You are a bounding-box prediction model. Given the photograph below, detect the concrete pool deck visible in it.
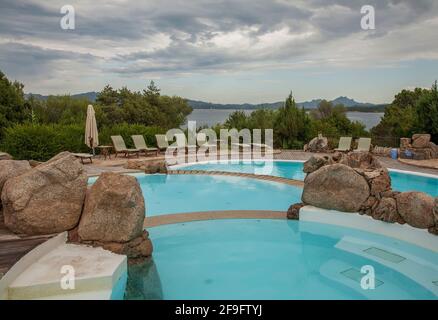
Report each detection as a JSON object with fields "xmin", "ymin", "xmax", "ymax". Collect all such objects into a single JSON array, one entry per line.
[{"xmin": 83, "ymin": 150, "xmax": 438, "ymax": 176}]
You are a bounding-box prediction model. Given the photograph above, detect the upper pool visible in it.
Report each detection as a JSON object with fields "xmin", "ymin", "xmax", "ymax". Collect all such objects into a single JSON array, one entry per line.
[
  {"xmin": 136, "ymin": 174, "xmax": 302, "ymax": 216},
  {"xmin": 177, "ymin": 160, "xmax": 438, "ymax": 197}
]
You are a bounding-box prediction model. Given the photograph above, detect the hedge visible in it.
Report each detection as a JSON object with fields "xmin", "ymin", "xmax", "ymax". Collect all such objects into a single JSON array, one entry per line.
[{"xmin": 0, "ymin": 123, "xmax": 164, "ymax": 161}]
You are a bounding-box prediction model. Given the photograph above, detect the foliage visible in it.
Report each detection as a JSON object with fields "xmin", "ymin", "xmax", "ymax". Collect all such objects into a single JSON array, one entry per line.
[
  {"xmin": 222, "ymin": 94, "xmax": 366, "ymax": 149},
  {"xmin": 371, "ymin": 82, "xmax": 438, "ymax": 145},
  {"xmin": 274, "ymin": 92, "xmax": 312, "ymax": 149},
  {"xmin": 0, "ymin": 123, "xmax": 164, "ymax": 161},
  {"xmin": 0, "ymin": 71, "xmax": 29, "ymax": 135}
]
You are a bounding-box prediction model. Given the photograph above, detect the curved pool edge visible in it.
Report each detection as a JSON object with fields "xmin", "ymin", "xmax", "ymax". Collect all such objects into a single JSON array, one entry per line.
[
  {"xmin": 144, "ymin": 210, "xmax": 286, "ymax": 227},
  {"xmin": 300, "ymin": 206, "xmax": 438, "ymax": 253},
  {"xmin": 170, "ymin": 159, "xmax": 438, "ymax": 179}
]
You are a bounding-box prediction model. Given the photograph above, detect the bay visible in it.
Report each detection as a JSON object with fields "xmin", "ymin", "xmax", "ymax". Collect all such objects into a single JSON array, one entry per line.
[{"xmin": 185, "ymin": 109, "xmax": 383, "ymax": 130}]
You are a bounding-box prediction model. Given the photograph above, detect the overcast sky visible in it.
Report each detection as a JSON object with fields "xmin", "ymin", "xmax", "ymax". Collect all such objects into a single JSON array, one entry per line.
[{"xmin": 0, "ymin": 0, "xmax": 437, "ymax": 103}]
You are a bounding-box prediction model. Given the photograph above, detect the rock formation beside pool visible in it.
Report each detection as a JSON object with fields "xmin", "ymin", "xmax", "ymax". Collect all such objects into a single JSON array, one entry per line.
[
  {"xmin": 1, "ymin": 152, "xmax": 87, "ymax": 235},
  {"xmin": 76, "ymin": 172, "xmax": 153, "ymax": 259},
  {"xmin": 399, "ymin": 134, "xmax": 438, "ymax": 160},
  {"xmin": 1, "ymin": 151, "xmax": 153, "ymax": 263},
  {"xmin": 304, "ymin": 134, "xmax": 329, "ymax": 153},
  {"xmin": 290, "ymin": 152, "xmax": 438, "ymax": 235},
  {"xmin": 302, "ymin": 164, "xmax": 370, "ymax": 212},
  {"xmin": 125, "ymin": 159, "xmax": 168, "ymax": 174}
]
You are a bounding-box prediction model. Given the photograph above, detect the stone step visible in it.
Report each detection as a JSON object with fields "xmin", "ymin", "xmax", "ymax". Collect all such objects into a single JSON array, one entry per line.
[{"xmin": 8, "ymin": 243, "xmax": 127, "ymax": 300}]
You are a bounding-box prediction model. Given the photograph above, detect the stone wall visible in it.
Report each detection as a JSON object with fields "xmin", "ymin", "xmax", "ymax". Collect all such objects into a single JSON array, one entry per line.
[{"xmin": 290, "ymin": 152, "xmax": 438, "ymax": 235}]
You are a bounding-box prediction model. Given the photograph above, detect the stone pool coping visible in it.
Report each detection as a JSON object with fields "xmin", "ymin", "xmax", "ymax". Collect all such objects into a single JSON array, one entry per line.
[{"xmin": 144, "ymin": 210, "xmax": 287, "ymax": 228}]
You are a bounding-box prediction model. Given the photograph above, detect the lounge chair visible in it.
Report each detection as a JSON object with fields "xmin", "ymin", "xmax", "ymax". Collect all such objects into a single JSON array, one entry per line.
[
  {"xmin": 354, "ymin": 138, "xmax": 372, "ymax": 152},
  {"xmin": 111, "ymin": 135, "xmax": 140, "ymax": 158},
  {"xmin": 334, "ymin": 137, "xmax": 352, "ymax": 152},
  {"xmin": 73, "ymin": 153, "xmax": 93, "ymax": 164},
  {"xmin": 155, "ymin": 134, "xmax": 169, "ymax": 152},
  {"xmin": 132, "ymin": 135, "xmax": 159, "ymax": 156}
]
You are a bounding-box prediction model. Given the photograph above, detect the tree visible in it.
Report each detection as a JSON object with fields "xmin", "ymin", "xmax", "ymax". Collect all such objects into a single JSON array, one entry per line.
[
  {"xmin": 274, "ymin": 92, "xmax": 311, "ymax": 149},
  {"xmin": 0, "ymin": 71, "xmax": 28, "ymax": 131},
  {"xmin": 415, "ymin": 81, "xmax": 438, "ymax": 142}
]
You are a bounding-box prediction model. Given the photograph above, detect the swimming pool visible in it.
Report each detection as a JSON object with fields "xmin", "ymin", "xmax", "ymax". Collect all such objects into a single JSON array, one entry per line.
[
  {"xmin": 136, "ymin": 174, "xmax": 302, "ymax": 216},
  {"xmin": 125, "ymin": 219, "xmax": 438, "ymax": 300},
  {"xmin": 178, "ymin": 160, "xmax": 438, "ymax": 197}
]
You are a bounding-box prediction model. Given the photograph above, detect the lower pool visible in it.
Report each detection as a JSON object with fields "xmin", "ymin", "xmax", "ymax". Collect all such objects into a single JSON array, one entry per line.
[
  {"xmin": 178, "ymin": 160, "xmax": 438, "ymax": 197},
  {"xmin": 124, "ymin": 219, "xmax": 438, "ymax": 300}
]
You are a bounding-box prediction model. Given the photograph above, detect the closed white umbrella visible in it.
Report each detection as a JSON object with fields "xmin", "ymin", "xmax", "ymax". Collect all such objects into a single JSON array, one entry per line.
[{"xmin": 85, "ymin": 104, "xmax": 99, "ymax": 155}]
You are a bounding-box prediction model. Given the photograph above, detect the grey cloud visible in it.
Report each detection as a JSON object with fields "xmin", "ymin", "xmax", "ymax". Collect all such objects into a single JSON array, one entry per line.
[{"xmin": 0, "ymin": 0, "xmax": 437, "ymax": 82}]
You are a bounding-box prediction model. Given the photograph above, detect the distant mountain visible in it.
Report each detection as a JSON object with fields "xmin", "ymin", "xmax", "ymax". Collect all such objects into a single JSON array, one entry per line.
[
  {"xmin": 25, "ymin": 91, "xmax": 98, "ymax": 102},
  {"xmin": 24, "ymin": 91, "xmax": 381, "ymax": 111},
  {"xmin": 187, "ymin": 99, "xmax": 283, "ymax": 110},
  {"xmin": 188, "ymin": 96, "xmax": 378, "ymax": 110}
]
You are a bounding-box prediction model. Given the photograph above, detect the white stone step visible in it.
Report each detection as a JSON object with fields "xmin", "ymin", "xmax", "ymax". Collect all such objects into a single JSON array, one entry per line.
[{"xmin": 8, "ymin": 243, "xmax": 127, "ymax": 300}]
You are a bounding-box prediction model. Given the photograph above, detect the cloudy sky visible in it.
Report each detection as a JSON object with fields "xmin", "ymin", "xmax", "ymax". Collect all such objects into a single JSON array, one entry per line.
[{"xmin": 0, "ymin": 0, "xmax": 437, "ymax": 103}]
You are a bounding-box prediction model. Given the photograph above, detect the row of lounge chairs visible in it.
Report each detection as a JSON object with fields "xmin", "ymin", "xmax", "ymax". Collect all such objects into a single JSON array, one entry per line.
[
  {"xmin": 335, "ymin": 137, "xmax": 371, "ymax": 152},
  {"xmin": 109, "ymin": 133, "xmax": 272, "ymax": 158}
]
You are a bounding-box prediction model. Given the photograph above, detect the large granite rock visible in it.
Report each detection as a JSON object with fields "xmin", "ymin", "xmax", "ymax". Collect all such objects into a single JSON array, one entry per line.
[
  {"xmin": 306, "ymin": 135, "xmax": 329, "ymax": 152},
  {"xmin": 78, "ymin": 172, "xmax": 145, "ymax": 242},
  {"xmin": 340, "ymin": 152, "xmax": 382, "ymax": 169},
  {"xmin": 0, "ymin": 160, "xmax": 31, "ymax": 195},
  {"xmin": 125, "ymin": 159, "xmax": 167, "ymax": 174},
  {"xmin": 287, "ymin": 203, "xmax": 304, "ymax": 220},
  {"xmin": 412, "ymin": 134, "xmax": 431, "ymax": 148},
  {"xmin": 77, "ymin": 172, "xmax": 152, "ymax": 259},
  {"xmin": 302, "ymin": 164, "xmax": 370, "ymax": 212},
  {"xmin": 368, "ymin": 170, "xmax": 391, "ymax": 196},
  {"xmin": 303, "ymin": 155, "xmax": 329, "ymax": 174},
  {"xmin": 97, "ymin": 230, "xmax": 153, "ymax": 259},
  {"xmin": 396, "ymin": 192, "xmax": 435, "ymax": 229},
  {"xmin": 1, "ymin": 152, "xmax": 87, "ymax": 235},
  {"xmin": 371, "ymin": 197, "xmax": 404, "ymax": 223}
]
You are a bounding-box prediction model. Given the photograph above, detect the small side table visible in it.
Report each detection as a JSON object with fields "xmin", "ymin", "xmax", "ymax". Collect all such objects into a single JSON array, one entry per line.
[{"xmin": 97, "ymin": 145, "xmax": 113, "ymax": 160}]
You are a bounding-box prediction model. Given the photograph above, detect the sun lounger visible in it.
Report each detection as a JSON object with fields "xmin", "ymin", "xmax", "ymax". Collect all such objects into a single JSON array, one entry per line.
[
  {"xmin": 155, "ymin": 134, "xmax": 169, "ymax": 152},
  {"xmin": 111, "ymin": 135, "xmax": 140, "ymax": 158},
  {"xmin": 73, "ymin": 153, "xmax": 93, "ymax": 164},
  {"xmin": 334, "ymin": 137, "xmax": 352, "ymax": 152},
  {"xmin": 132, "ymin": 135, "xmax": 159, "ymax": 156},
  {"xmin": 354, "ymin": 137, "xmax": 372, "ymax": 152}
]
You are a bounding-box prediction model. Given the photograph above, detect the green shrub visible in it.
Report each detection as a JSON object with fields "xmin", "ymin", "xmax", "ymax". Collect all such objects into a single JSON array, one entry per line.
[{"xmin": 0, "ymin": 123, "xmax": 164, "ymax": 161}]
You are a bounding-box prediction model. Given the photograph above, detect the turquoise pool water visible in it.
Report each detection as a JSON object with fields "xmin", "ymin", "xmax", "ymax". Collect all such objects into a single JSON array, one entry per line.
[
  {"xmin": 125, "ymin": 219, "xmax": 438, "ymax": 300},
  {"xmin": 135, "ymin": 174, "xmax": 302, "ymax": 216},
  {"xmin": 179, "ymin": 161, "xmax": 438, "ymax": 197}
]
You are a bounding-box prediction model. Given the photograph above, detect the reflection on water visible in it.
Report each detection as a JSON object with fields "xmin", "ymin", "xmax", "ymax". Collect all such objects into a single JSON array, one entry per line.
[{"xmin": 124, "ymin": 258, "xmax": 163, "ymax": 300}]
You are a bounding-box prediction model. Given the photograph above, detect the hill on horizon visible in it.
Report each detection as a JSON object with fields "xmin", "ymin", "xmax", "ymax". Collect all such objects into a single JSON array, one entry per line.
[{"xmin": 25, "ymin": 91, "xmax": 384, "ymax": 111}]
